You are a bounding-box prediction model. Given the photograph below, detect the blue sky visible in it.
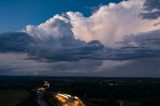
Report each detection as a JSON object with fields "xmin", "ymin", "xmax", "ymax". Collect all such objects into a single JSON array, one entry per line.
[{"xmin": 0, "ymin": 0, "xmax": 121, "ymax": 32}]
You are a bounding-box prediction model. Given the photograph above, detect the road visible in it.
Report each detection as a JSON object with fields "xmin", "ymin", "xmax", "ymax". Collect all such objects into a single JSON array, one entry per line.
[{"xmin": 36, "ymin": 92, "xmax": 49, "ymax": 106}]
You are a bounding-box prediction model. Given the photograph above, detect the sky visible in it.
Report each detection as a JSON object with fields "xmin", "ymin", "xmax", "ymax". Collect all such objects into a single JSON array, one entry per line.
[
  {"xmin": 0, "ymin": 0, "xmax": 160, "ymax": 77},
  {"xmin": 0, "ymin": 0, "xmax": 121, "ymax": 32}
]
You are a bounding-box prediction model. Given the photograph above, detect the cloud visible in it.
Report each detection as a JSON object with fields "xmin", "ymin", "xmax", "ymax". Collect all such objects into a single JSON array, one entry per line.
[
  {"xmin": 141, "ymin": 0, "xmax": 160, "ymax": 19},
  {"xmin": 0, "ymin": 32, "xmax": 33, "ymax": 52},
  {"xmin": 67, "ymin": 0, "xmax": 159, "ymax": 46},
  {"xmin": 101, "ymin": 57, "xmax": 160, "ymax": 77},
  {"xmin": 1, "ymin": 0, "xmax": 160, "ymax": 61},
  {"xmin": 108, "ymin": 30, "xmax": 160, "ymax": 60},
  {"xmin": 25, "ymin": 14, "xmax": 73, "ymax": 39},
  {"xmin": 1, "ymin": 53, "xmax": 160, "ymax": 77},
  {"xmin": 0, "ymin": 31, "xmax": 108, "ymax": 61},
  {"xmin": 0, "ymin": 30, "xmax": 160, "ymax": 61},
  {"xmin": 0, "ymin": 53, "xmax": 103, "ymax": 76},
  {"xmin": 0, "ymin": 0, "xmax": 160, "ymax": 76},
  {"xmin": 5, "ymin": 0, "xmax": 155, "ymax": 61},
  {"xmin": 24, "ymin": 0, "xmax": 159, "ymax": 47}
]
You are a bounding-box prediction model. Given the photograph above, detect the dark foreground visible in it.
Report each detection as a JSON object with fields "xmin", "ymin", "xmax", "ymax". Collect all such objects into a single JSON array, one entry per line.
[{"xmin": 0, "ymin": 76, "xmax": 160, "ymax": 106}]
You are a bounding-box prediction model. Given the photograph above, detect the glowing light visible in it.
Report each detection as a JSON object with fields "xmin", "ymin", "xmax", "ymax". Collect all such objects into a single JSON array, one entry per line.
[{"xmin": 54, "ymin": 93, "xmax": 85, "ymax": 106}]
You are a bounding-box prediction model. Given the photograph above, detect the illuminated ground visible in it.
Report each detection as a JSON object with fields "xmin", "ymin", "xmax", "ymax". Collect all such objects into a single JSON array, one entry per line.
[
  {"xmin": 36, "ymin": 81, "xmax": 85, "ymax": 106},
  {"xmin": 54, "ymin": 93, "xmax": 85, "ymax": 106}
]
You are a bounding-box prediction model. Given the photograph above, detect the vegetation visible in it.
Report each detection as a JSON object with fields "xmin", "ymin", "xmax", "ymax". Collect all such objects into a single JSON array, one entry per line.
[
  {"xmin": 0, "ymin": 89, "xmax": 30, "ymax": 106},
  {"xmin": 0, "ymin": 77, "xmax": 160, "ymax": 106}
]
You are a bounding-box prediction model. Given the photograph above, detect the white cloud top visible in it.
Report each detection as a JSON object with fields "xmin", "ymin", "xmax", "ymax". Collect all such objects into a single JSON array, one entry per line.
[{"xmin": 25, "ymin": 0, "xmax": 160, "ymax": 46}]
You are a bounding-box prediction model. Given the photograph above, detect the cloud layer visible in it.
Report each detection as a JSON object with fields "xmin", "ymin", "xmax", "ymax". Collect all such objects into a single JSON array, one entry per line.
[{"xmin": 142, "ymin": 0, "xmax": 160, "ymax": 19}]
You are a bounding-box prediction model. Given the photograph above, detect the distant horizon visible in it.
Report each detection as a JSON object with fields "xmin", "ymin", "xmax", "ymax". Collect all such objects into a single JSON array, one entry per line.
[{"xmin": 1, "ymin": 75, "xmax": 160, "ymax": 78}]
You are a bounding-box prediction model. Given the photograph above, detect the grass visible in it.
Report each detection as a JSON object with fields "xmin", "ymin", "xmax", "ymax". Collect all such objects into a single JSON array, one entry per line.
[{"xmin": 0, "ymin": 89, "xmax": 31, "ymax": 106}]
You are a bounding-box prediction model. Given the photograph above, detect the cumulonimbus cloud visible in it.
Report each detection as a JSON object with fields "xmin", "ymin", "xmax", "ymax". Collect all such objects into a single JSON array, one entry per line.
[
  {"xmin": 25, "ymin": 0, "xmax": 160, "ymax": 46},
  {"xmin": 0, "ymin": 0, "xmax": 160, "ymax": 76},
  {"xmin": 0, "ymin": 0, "xmax": 160, "ymax": 61}
]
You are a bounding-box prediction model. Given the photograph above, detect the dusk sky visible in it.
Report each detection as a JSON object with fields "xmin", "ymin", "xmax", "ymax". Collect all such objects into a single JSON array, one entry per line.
[
  {"xmin": 0, "ymin": 0, "xmax": 160, "ymax": 77},
  {"xmin": 0, "ymin": 0, "xmax": 121, "ymax": 32}
]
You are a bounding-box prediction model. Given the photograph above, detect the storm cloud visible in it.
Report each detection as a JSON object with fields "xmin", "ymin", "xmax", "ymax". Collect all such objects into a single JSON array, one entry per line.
[
  {"xmin": 0, "ymin": 30, "xmax": 160, "ymax": 61},
  {"xmin": 25, "ymin": 0, "xmax": 160, "ymax": 46},
  {"xmin": 0, "ymin": 0, "xmax": 160, "ymax": 76}
]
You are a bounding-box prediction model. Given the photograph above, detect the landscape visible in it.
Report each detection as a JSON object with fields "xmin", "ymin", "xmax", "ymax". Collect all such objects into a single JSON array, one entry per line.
[
  {"xmin": 0, "ymin": 0, "xmax": 160, "ymax": 106},
  {"xmin": 0, "ymin": 76, "xmax": 160, "ymax": 106}
]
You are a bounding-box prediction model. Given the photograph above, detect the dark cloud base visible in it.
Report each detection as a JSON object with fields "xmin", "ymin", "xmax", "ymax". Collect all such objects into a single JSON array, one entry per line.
[{"xmin": 0, "ymin": 30, "xmax": 160, "ymax": 61}]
